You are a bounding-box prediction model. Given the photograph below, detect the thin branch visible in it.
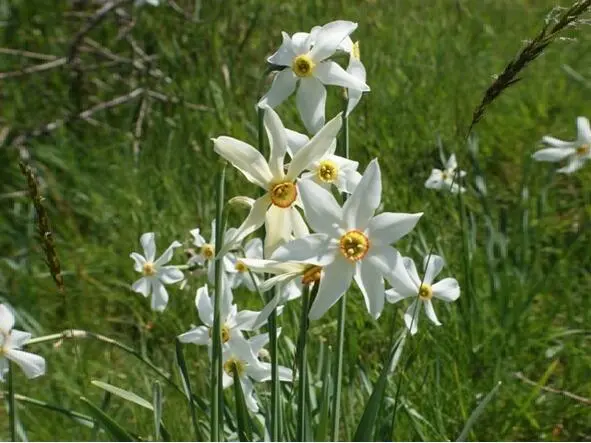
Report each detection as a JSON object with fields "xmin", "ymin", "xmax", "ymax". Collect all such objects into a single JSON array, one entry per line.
[
  {"xmin": 146, "ymin": 89, "xmax": 213, "ymax": 112},
  {"xmin": 514, "ymin": 372, "xmax": 591, "ymax": 406},
  {"xmin": 0, "ymin": 48, "xmax": 59, "ymax": 61},
  {"xmin": 0, "ymin": 58, "xmax": 67, "ymax": 80},
  {"xmin": 133, "ymin": 95, "xmax": 150, "ymax": 163}
]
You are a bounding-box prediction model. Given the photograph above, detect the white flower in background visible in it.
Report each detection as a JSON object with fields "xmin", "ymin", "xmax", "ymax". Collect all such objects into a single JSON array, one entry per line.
[
  {"xmin": 286, "ymin": 128, "xmax": 361, "ymax": 194},
  {"xmin": 130, "ymin": 233, "xmax": 184, "ymax": 312},
  {"xmin": 230, "ymin": 238, "xmax": 264, "ymax": 292},
  {"xmin": 190, "ymin": 221, "xmax": 237, "ymax": 284},
  {"xmin": 0, "ymin": 304, "xmax": 46, "ymax": 381},
  {"xmin": 532, "ymin": 116, "xmax": 591, "ymax": 174},
  {"xmin": 259, "ymin": 20, "xmax": 370, "ymax": 133},
  {"xmin": 221, "ymin": 335, "xmax": 292, "ymax": 412},
  {"xmin": 135, "ymin": 0, "xmax": 159, "ymax": 6},
  {"xmin": 177, "ymin": 284, "xmax": 270, "ymax": 347},
  {"xmin": 213, "ymin": 106, "xmax": 342, "ymax": 256},
  {"xmin": 271, "ymin": 159, "xmax": 423, "ymax": 320},
  {"xmin": 385, "ymin": 254, "xmax": 460, "ymax": 335},
  {"xmin": 425, "ymin": 153, "xmax": 466, "ymax": 194},
  {"xmin": 340, "ymin": 38, "xmax": 367, "ymax": 117}
]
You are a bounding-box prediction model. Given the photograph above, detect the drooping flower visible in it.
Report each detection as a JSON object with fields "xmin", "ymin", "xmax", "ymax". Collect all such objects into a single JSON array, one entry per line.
[
  {"xmin": 213, "ymin": 106, "xmax": 342, "ymax": 256},
  {"xmin": 0, "ymin": 304, "xmax": 46, "ymax": 381},
  {"xmin": 221, "ymin": 335, "xmax": 292, "ymax": 412},
  {"xmin": 130, "ymin": 233, "xmax": 184, "ymax": 312},
  {"xmin": 385, "ymin": 254, "xmax": 460, "ymax": 335},
  {"xmin": 177, "ymin": 284, "xmax": 270, "ymax": 347},
  {"xmin": 189, "ymin": 221, "xmax": 238, "ymax": 284},
  {"xmin": 424, "ymin": 153, "xmax": 466, "ymax": 194},
  {"xmin": 271, "ymin": 159, "xmax": 423, "ymax": 320},
  {"xmin": 259, "ymin": 21, "xmax": 370, "ymax": 133},
  {"xmin": 230, "ymin": 238, "xmax": 264, "ymax": 292},
  {"xmin": 532, "ymin": 116, "xmax": 591, "ymax": 174},
  {"xmin": 285, "ymin": 128, "xmax": 361, "ymax": 194}
]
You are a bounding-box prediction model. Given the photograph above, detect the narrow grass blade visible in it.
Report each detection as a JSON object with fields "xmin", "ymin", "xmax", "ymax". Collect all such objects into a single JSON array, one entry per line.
[
  {"xmin": 91, "ymin": 380, "xmax": 153, "ymax": 410},
  {"xmin": 232, "ymin": 368, "xmax": 252, "ymax": 442},
  {"xmin": 3, "ymin": 393, "xmax": 94, "ymax": 427},
  {"xmin": 80, "ymin": 396, "xmax": 135, "ymax": 441},
  {"xmin": 8, "ymin": 362, "xmax": 16, "ymax": 442},
  {"xmin": 152, "ymin": 381, "xmax": 163, "ymax": 441},
  {"xmin": 175, "ymin": 339, "xmax": 203, "ymax": 441},
  {"xmin": 353, "ymin": 331, "xmax": 407, "ymax": 442},
  {"xmin": 90, "ymin": 389, "xmax": 111, "ymax": 440},
  {"xmin": 456, "ymin": 381, "xmax": 502, "ymax": 442}
]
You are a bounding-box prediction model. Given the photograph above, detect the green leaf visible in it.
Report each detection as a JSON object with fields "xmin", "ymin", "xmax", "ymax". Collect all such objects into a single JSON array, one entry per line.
[
  {"xmin": 91, "ymin": 380, "xmax": 153, "ymax": 410},
  {"xmin": 353, "ymin": 331, "xmax": 407, "ymax": 442},
  {"xmin": 80, "ymin": 396, "xmax": 135, "ymax": 441},
  {"xmin": 232, "ymin": 367, "xmax": 252, "ymax": 442},
  {"xmin": 315, "ymin": 341, "xmax": 332, "ymax": 442},
  {"xmin": 175, "ymin": 339, "xmax": 203, "ymax": 441},
  {"xmin": 457, "ymin": 381, "xmax": 502, "ymax": 442},
  {"xmin": 152, "ymin": 381, "xmax": 163, "ymax": 441}
]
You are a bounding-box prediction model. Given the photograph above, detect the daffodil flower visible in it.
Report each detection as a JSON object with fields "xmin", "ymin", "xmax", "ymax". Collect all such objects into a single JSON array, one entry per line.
[
  {"xmin": 177, "ymin": 284, "xmax": 271, "ymax": 347},
  {"xmin": 286, "ymin": 128, "xmax": 361, "ymax": 194},
  {"xmin": 221, "ymin": 335, "xmax": 292, "ymax": 412},
  {"xmin": 259, "ymin": 21, "xmax": 370, "ymax": 133},
  {"xmin": 424, "ymin": 153, "xmax": 466, "ymax": 194},
  {"xmin": 533, "ymin": 116, "xmax": 591, "ymax": 174},
  {"xmin": 230, "ymin": 238, "xmax": 264, "ymax": 292},
  {"xmin": 0, "ymin": 304, "xmax": 46, "ymax": 381},
  {"xmin": 271, "ymin": 159, "xmax": 423, "ymax": 320},
  {"xmin": 385, "ymin": 254, "xmax": 460, "ymax": 335},
  {"xmin": 130, "ymin": 232, "xmax": 184, "ymax": 312},
  {"xmin": 190, "ymin": 221, "xmax": 238, "ymax": 283},
  {"xmin": 213, "ymin": 106, "xmax": 342, "ymax": 256}
]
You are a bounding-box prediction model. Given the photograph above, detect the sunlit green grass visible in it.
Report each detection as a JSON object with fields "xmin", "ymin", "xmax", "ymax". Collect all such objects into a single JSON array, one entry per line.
[{"xmin": 1, "ymin": 0, "xmax": 590, "ymax": 440}]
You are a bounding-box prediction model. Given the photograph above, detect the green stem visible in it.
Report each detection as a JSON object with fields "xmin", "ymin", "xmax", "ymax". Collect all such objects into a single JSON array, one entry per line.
[
  {"xmin": 211, "ymin": 163, "xmax": 227, "ymax": 442},
  {"xmin": 8, "ymin": 362, "xmax": 16, "ymax": 441},
  {"xmin": 296, "ymin": 284, "xmax": 313, "ymax": 441}
]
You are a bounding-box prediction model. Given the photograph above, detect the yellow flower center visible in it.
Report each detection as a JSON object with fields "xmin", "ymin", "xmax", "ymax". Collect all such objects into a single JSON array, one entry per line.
[
  {"xmin": 351, "ymin": 41, "xmax": 360, "ymax": 60},
  {"xmin": 201, "ymin": 244, "xmax": 215, "ymax": 260},
  {"xmin": 292, "ymin": 54, "xmax": 315, "ymax": 77},
  {"xmin": 339, "ymin": 230, "xmax": 370, "ymax": 262},
  {"xmin": 317, "ymin": 160, "xmax": 339, "ymax": 183},
  {"xmin": 224, "ymin": 357, "xmax": 246, "ymax": 378},
  {"xmin": 441, "ymin": 171, "xmax": 449, "ymax": 181},
  {"xmin": 576, "ymin": 144, "xmax": 590, "ymax": 156},
  {"xmin": 301, "ymin": 265, "xmax": 322, "ymax": 285},
  {"xmin": 235, "ymin": 261, "xmax": 248, "ymax": 273},
  {"xmin": 209, "ymin": 324, "xmax": 231, "ymax": 343},
  {"xmin": 142, "ymin": 262, "xmax": 156, "ymax": 276},
  {"xmin": 418, "ymin": 283, "xmax": 433, "ymax": 301},
  {"xmin": 269, "ymin": 181, "xmax": 298, "ymax": 208}
]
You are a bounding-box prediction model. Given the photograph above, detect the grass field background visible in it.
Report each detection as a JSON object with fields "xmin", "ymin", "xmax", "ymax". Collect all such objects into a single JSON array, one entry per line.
[{"xmin": 1, "ymin": 0, "xmax": 590, "ymax": 440}]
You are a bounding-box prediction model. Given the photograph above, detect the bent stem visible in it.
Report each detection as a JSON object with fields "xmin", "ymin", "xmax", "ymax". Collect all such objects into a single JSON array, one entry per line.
[{"xmin": 211, "ymin": 162, "xmax": 227, "ymax": 441}]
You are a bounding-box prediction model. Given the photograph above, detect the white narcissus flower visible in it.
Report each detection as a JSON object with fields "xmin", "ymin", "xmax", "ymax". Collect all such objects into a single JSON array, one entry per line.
[
  {"xmin": 0, "ymin": 304, "xmax": 46, "ymax": 381},
  {"xmin": 213, "ymin": 106, "xmax": 342, "ymax": 256},
  {"xmin": 221, "ymin": 335, "xmax": 292, "ymax": 412},
  {"xmin": 177, "ymin": 284, "xmax": 270, "ymax": 347},
  {"xmin": 259, "ymin": 21, "xmax": 370, "ymax": 133},
  {"xmin": 130, "ymin": 233, "xmax": 184, "ymax": 312},
  {"xmin": 532, "ymin": 116, "xmax": 591, "ymax": 174},
  {"xmin": 385, "ymin": 254, "xmax": 460, "ymax": 335},
  {"xmin": 230, "ymin": 238, "xmax": 264, "ymax": 292},
  {"xmin": 190, "ymin": 221, "xmax": 237, "ymax": 284},
  {"xmin": 286, "ymin": 128, "xmax": 361, "ymax": 194},
  {"xmin": 341, "ymin": 39, "xmax": 367, "ymax": 117},
  {"xmin": 425, "ymin": 153, "xmax": 466, "ymax": 194},
  {"xmin": 271, "ymin": 159, "xmax": 423, "ymax": 320}
]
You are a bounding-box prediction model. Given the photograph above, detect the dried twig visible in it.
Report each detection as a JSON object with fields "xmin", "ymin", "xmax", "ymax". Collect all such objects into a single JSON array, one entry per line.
[
  {"xmin": 468, "ymin": 0, "xmax": 591, "ymax": 134},
  {"xmin": 19, "ymin": 163, "xmax": 64, "ymax": 292},
  {"xmin": 0, "ymin": 48, "xmax": 59, "ymax": 61},
  {"xmin": 133, "ymin": 94, "xmax": 150, "ymax": 162},
  {"xmin": 0, "ymin": 58, "xmax": 67, "ymax": 80},
  {"xmin": 146, "ymin": 89, "xmax": 213, "ymax": 112},
  {"xmin": 514, "ymin": 372, "xmax": 591, "ymax": 406}
]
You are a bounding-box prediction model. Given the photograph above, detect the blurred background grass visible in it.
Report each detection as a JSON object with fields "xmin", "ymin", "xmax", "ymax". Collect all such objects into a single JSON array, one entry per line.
[{"xmin": 1, "ymin": 0, "xmax": 590, "ymax": 440}]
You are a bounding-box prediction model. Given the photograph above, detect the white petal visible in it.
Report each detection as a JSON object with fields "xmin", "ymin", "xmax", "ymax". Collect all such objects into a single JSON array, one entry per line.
[
  {"xmin": 343, "ymin": 159, "xmax": 381, "ymax": 230},
  {"xmin": 219, "ymin": 195, "xmax": 271, "ymax": 256},
  {"xmin": 309, "ymin": 20, "xmax": 358, "ymax": 62},
  {"xmin": 150, "ymin": 280, "xmax": 169, "ymax": 312},
  {"xmin": 258, "ymin": 272, "xmax": 301, "ymax": 294},
  {"xmin": 541, "ymin": 136, "xmax": 575, "ymax": 149},
  {"xmin": 248, "ymin": 332, "xmax": 270, "ymax": 354},
  {"xmin": 177, "ymin": 326, "xmax": 209, "ymax": 345},
  {"xmin": 372, "ymin": 247, "xmax": 418, "ymax": 296},
  {"xmin": 130, "ymin": 252, "xmax": 147, "ymax": 273},
  {"xmin": 287, "ymin": 111, "xmax": 342, "ymax": 179},
  {"xmin": 576, "ymin": 116, "xmax": 591, "ymax": 142},
  {"xmin": 354, "ymin": 259, "xmax": 385, "ymax": 319},
  {"xmin": 154, "ymin": 240, "xmax": 181, "ymax": 267},
  {"xmin": 345, "ymin": 57, "xmax": 367, "ymax": 116},
  {"xmin": 258, "ymin": 69, "xmax": 298, "ymax": 109},
  {"xmin": 445, "ymin": 154, "xmax": 458, "ymax": 171},
  {"xmin": 385, "ymin": 288, "xmax": 414, "ymax": 304},
  {"xmin": 195, "ymin": 285, "xmax": 213, "ymax": 326},
  {"xmin": 234, "ymin": 310, "xmax": 265, "ymax": 330},
  {"xmin": 425, "ymin": 169, "xmax": 444, "ymax": 189},
  {"xmin": 296, "ymin": 77, "xmax": 327, "ymax": 134},
  {"xmin": 314, "ymin": 60, "xmax": 369, "ymax": 91},
  {"xmin": 10, "ymin": 330, "xmax": 32, "ymax": 348},
  {"xmin": 336, "ymin": 168, "xmax": 362, "ymax": 194},
  {"xmin": 403, "ymin": 300, "xmax": 420, "ymax": 335},
  {"xmin": 346, "ymin": 88, "xmax": 363, "ymax": 117},
  {"xmin": 0, "ymin": 358, "xmax": 8, "ymax": 382},
  {"xmin": 532, "ymin": 147, "xmax": 575, "ymax": 162},
  {"xmin": 308, "ymin": 256, "xmax": 354, "ymax": 320},
  {"xmin": 239, "ymin": 258, "xmax": 304, "ymax": 275},
  {"xmin": 242, "ymin": 378, "xmax": 260, "ymax": 412},
  {"xmin": 0, "ymin": 304, "xmax": 15, "ymax": 334},
  {"xmin": 213, "ymin": 137, "xmax": 273, "ymax": 188},
  {"xmin": 423, "ymin": 300, "xmax": 442, "ymax": 326},
  {"xmin": 267, "ymin": 32, "xmax": 297, "ymax": 66},
  {"xmin": 290, "ymin": 206, "xmax": 310, "ymax": 239},
  {"xmin": 131, "ymin": 277, "xmax": 151, "ymax": 297},
  {"xmin": 260, "ymin": 105, "xmax": 290, "ymax": 181},
  {"xmin": 298, "ymin": 179, "xmax": 343, "ymax": 237},
  {"xmin": 402, "ymin": 257, "xmax": 421, "ymax": 287},
  {"xmin": 6, "ymin": 349, "xmax": 46, "ymax": 379},
  {"xmin": 264, "ymin": 205, "xmax": 292, "ymax": 257},
  {"xmin": 423, "ymin": 254, "xmax": 445, "ymax": 285},
  {"xmin": 367, "ymin": 212, "xmax": 422, "ymax": 247},
  {"xmin": 291, "ymin": 31, "xmax": 313, "ymax": 54},
  {"xmin": 140, "ymin": 232, "xmax": 156, "ymax": 262},
  {"xmin": 432, "ymin": 278, "xmax": 461, "ymax": 302},
  {"xmin": 190, "ymin": 228, "xmax": 206, "ymax": 247},
  {"xmin": 270, "ymin": 233, "xmax": 337, "ymax": 266},
  {"xmin": 557, "ymin": 156, "xmax": 586, "ymax": 174},
  {"xmin": 245, "ymin": 238, "xmax": 263, "ymax": 259},
  {"xmin": 286, "ymin": 128, "xmax": 310, "ymax": 157}
]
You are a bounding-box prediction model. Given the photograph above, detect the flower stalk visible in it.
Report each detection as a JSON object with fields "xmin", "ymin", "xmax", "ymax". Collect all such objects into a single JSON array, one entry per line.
[
  {"xmin": 296, "ymin": 283, "xmax": 314, "ymax": 441},
  {"xmin": 8, "ymin": 361, "xmax": 16, "ymax": 441}
]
